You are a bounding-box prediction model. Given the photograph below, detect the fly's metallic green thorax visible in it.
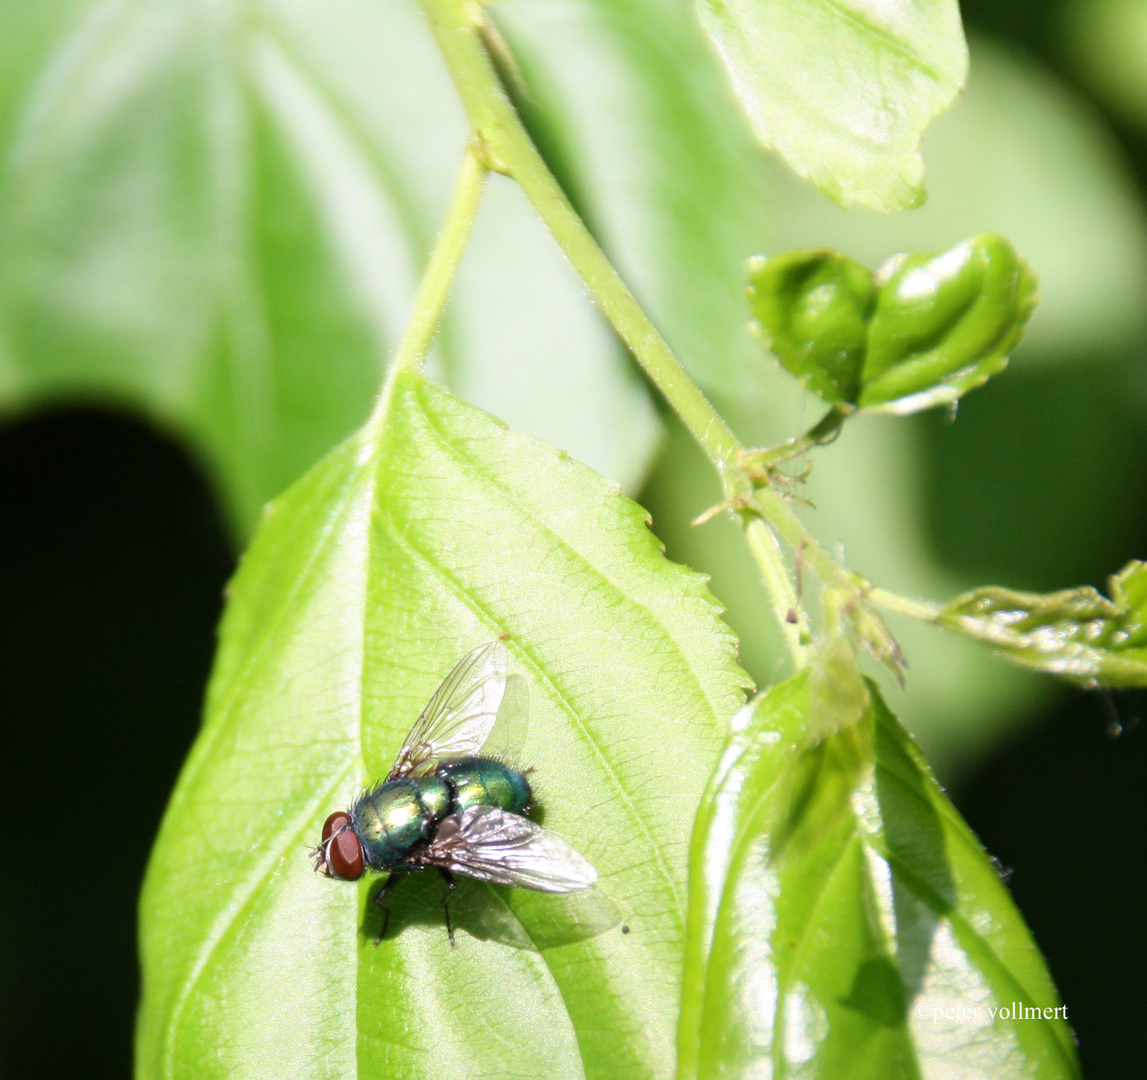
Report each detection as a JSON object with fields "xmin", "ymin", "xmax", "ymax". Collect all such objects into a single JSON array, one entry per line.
[
  {"xmin": 350, "ymin": 761, "xmax": 530, "ymax": 870},
  {"xmin": 438, "ymin": 758, "xmax": 531, "ymax": 816},
  {"xmin": 352, "ymin": 775, "xmax": 451, "ymax": 869}
]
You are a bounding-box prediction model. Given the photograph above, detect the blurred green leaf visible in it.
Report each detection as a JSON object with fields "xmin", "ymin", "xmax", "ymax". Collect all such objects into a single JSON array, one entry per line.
[
  {"xmin": 137, "ymin": 368, "xmax": 750, "ymax": 1079},
  {"xmin": 492, "ymin": 0, "xmax": 772, "ymax": 397},
  {"xmin": 768, "ymin": 37, "xmax": 1147, "ymax": 363},
  {"xmin": 807, "ymin": 632, "xmax": 869, "ymax": 743},
  {"xmin": 678, "ymin": 672, "xmax": 1080, "ymax": 1080},
  {"xmin": 940, "ymin": 560, "xmax": 1147, "ymax": 687},
  {"xmin": 0, "ymin": 0, "xmax": 659, "ymax": 533},
  {"xmin": 1064, "ymin": 0, "xmax": 1147, "ymax": 130},
  {"xmin": 448, "ymin": 172, "xmax": 661, "ymax": 495},
  {"xmin": 748, "ymin": 235, "xmax": 1036, "ymax": 414},
  {"xmin": 694, "ymin": 0, "xmax": 967, "ymax": 211}
]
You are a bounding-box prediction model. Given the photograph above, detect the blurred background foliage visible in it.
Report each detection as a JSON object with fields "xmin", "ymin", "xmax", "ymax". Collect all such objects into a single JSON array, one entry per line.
[{"xmin": 0, "ymin": 0, "xmax": 1143, "ymax": 1077}]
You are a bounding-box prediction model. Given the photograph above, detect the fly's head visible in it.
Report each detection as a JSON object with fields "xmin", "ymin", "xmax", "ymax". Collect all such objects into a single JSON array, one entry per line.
[{"xmin": 311, "ymin": 811, "xmax": 365, "ymax": 881}]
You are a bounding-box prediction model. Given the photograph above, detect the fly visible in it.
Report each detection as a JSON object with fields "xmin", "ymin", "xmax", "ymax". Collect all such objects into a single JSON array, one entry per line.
[{"xmin": 310, "ymin": 641, "xmax": 597, "ymax": 944}]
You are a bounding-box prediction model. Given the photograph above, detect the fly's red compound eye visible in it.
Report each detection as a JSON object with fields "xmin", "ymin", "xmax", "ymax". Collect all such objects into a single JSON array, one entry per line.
[
  {"xmin": 320, "ymin": 811, "xmax": 364, "ymax": 881},
  {"xmin": 328, "ymin": 828, "xmax": 364, "ymax": 880},
  {"xmin": 322, "ymin": 811, "xmax": 351, "ymax": 844}
]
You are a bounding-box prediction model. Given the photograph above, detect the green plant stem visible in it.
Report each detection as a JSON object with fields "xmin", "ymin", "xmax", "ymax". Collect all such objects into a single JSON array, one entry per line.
[
  {"xmin": 419, "ymin": 0, "xmax": 741, "ymax": 476},
  {"xmin": 745, "ymin": 404, "xmax": 851, "ymax": 470},
  {"xmin": 744, "ymin": 517, "xmax": 810, "ymax": 665},
  {"xmin": 750, "ymin": 486, "xmax": 841, "ymax": 587},
  {"xmin": 367, "ymin": 143, "xmax": 488, "ymax": 435},
  {"xmin": 863, "ymin": 586, "xmax": 943, "ymax": 622}
]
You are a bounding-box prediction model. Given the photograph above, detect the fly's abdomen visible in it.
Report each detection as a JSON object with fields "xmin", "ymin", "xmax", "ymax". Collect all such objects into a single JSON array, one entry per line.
[
  {"xmin": 352, "ymin": 776, "xmax": 451, "ymax": 869},
  {"xmin": 438, "ymin": 758, "xmax": 531, "ymax": 816}
]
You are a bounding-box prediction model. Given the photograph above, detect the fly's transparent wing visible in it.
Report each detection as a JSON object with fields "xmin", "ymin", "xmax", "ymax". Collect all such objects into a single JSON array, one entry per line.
[
  {"xmin": 389, "ymin": 642, "xmax": 508, "ymax": 779},
  {"xmin": 422, "ymin": 806, "xmax": 597, "ymax": 893},
  {"xmin": 482, "ymin": 672, "xmax": 529, "ymax": 762}
]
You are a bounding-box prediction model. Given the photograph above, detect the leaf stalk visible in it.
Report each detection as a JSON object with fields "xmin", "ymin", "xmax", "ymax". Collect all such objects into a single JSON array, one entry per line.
[
  {"xmin": 862, "ymin": 586, "xmax": 943, "ymax": 623},
  {"xmin": 367, "ymin": 142, "xmax": 488, "ymax": 436}
]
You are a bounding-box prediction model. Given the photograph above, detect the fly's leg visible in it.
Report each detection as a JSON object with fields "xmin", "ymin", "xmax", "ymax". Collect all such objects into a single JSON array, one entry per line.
[
  {"xmin": 372, "ymin": 874, "xmax": 403, "ymax": 946},
  {"xmin": 439, "ymin": 869, "xmax": 457, "ymax": 947}
]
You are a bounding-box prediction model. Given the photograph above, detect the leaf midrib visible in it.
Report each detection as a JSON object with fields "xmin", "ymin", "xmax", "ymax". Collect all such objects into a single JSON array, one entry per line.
[{"xmin": 811, "ymin": 0, "xmax": 947, "ymax": 82}]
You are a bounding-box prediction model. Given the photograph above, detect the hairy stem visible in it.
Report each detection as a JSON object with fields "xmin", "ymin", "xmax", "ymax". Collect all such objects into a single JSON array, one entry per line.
[
  {"xmin": 744, "ymin": 517, "xmax": 810, "ymax": 666},
  {"xmin": 864, "ymin": 586, "xmax": 943, "ymax": 622},
  {"xmin": 745, "ymin": 405, "xmax": 851, "ymax": 470},
  {"xmin": 752, "ymin": 486, "xmax": 843, "ymax": 587}
]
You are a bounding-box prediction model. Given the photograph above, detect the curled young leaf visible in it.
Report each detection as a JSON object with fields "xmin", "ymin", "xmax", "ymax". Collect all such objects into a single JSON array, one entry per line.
[
  {"xmin": 678, "ymin": 672, "xmax": 1080, "ymax": 1080},
  {"xmin": 860, "ymin": 234, "xmax": 1039, "ymax": 413},
  {"xmin": 940, "ymin": 560, "xmax": 1147, "ymax": 687},
  {"xmin": 748, "ymin": 235, "xmax": 1037, "ymax": 416}
]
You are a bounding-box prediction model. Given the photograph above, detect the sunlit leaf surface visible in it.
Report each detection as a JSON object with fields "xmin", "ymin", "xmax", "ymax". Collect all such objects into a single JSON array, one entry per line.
[
  {"xmin": 137, "ymin": 370, "xmax": 750, "ymax": 1079},
  {"xmin": 695, "ymin": 0, "xmax": 967, "ymax": 210},
  {"xmin": 678, "ymin": 672, "xmax": 1080, "ymax": 1079}
]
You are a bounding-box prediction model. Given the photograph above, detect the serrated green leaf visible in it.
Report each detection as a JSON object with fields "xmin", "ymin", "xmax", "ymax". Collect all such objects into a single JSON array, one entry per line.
[
  {"xmin": 137, "ymin": 369, "xmax": 750, "ymax": 1079},
  {"xmin": 695, "ymin": 0, "xmax": 968, "ymax": 211},
  {"xmin": 678, "ymin": 672, "xmax": 1080, "ymax": 1080},
  {"xmin": 0, "ymin": 0, "xmax": 658, "ymax": 534},
  {"xmin": 940, "ymin": 560, "xmax": 1147, "ymax": 687}
]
